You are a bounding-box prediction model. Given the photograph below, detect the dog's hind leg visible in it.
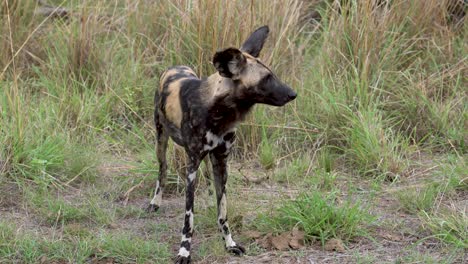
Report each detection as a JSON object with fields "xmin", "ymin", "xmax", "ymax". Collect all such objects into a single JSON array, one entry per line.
[
  {"xmin": 201, "ymin": 156, "xmax": 213, "ymax": 195},
  {"xmin": 175, "ymin": 154, "xmax": 203, "ymax": 264},
  {"xmin": 147, "ymin": 112, "xmax": 169, "ymax": 213}
]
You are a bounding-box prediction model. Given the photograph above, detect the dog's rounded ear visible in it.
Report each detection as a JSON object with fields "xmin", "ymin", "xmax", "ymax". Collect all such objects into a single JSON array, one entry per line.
[
  {"xmin": 213, "ymin": 48, "xmax": 246, "ymax": 79},
  {"xmin": 240, "ymin": 26, "xmax": 269, "ymax": 58}
]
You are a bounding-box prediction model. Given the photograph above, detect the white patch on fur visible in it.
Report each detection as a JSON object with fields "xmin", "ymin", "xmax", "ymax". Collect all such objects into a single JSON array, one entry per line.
[
  {"xmin": 181, "ymin": 235, "xmax": 191, "ymax": 242},
  {"xmin": 188, "ymin": 171, "xmax": 196, "ymax": 182},
  {"xmin": 203, "ymin": 129, "xmax": 236, "ymax": 152},
  {"xmin": 217, "ymin": 193, "xmax": 238, "ymax": 247},
  {"xmin": 225, "ymin": 140, "xmax": 233, "ymax": 149},
  {"xmin": 224, "ymin": 140, "xmax": 234, "ymax": 155},
  {"xmin": 150, "ymin": 180, "xmax": 162, "ymax": 206},
  {"xmin": 203, "ymin": 131, "xmax": 223, "ymax": 151},
  {"xmin": 178, "ymin": 247, "xmax": 190, "ymax": 257},
  {"xmin": 225, "ymin": 234, "xmax": 237, "ymax": 248},
  {"xmin": 219, "ymin": 193, "xmax": 227, "ymax": 220}
]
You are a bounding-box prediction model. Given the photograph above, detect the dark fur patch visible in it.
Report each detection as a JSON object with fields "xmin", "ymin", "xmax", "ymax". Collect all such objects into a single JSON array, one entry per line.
[
  {"xmin": 223, "ymin": 132, "xmax": 235, "ymax": 141},
  {"xmin": 240, "ymin": 25, "xmax": 269, "ymax": 57},
  {"xmin": 222, "ymin": 225, "xmax": 230, "ymax": 235},
  {"xmin": 219, "ymin": 218, "xmax": 226, "ymax": 225},
  {"xmin": 180, "ymin": 240, "xmax": 191, "ymax": 250},
  {"xmin": 213, "ymin": 48, "xmax": 246, "ymax": 78}
]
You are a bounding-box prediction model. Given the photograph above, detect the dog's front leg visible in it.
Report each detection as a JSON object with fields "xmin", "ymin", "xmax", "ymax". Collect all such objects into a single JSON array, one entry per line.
[
  {"xmin": 210, "ymin": 148, "xmax": 246, "ymax": 256},
  {"xmin": 175, "ymin": 155, "xmax": 202, "ymax": 264}
]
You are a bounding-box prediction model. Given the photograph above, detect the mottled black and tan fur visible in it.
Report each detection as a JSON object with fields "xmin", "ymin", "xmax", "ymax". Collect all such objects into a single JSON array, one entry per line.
[{"xmin": 148, "ymin": 26, "xmax": 296, "ymax": 264}]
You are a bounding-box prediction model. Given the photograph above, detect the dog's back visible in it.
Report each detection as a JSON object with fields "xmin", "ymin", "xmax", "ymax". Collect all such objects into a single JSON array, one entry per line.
[{"xmin": 157, "ymin": 66, "xmax": 199, "ymax": 130}]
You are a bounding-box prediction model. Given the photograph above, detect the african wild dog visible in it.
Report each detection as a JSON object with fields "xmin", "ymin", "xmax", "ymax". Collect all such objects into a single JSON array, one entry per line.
[{"xmin": 148, "ymin": 26, "xmax": 297, "ymax": 264}]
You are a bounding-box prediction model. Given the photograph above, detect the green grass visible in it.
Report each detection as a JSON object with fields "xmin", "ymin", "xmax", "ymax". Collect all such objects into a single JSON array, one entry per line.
[
  {"xmin": 254, "ymin": 191, "xmax": 372, "ymax": 245},
  {"xmin": 308, "ymin": 169, "xmax": 339, "ymax": 191},
  {"xmin": 97, "ymin": 233, "xmax": 171, "ymax": 263},
  {"xmin": 196, "ymin": 237, "xmax": 227, "ymax": 259},
  {"xmin": 344, "ymin": 108, "xmax": 410, "ymax": 178},
  {"xmin": 0, "ymin": 221, "xmax": 171, "ymax": 263},
  {"xmin": 24, "ymin": 189, "xmax": 116, "ymax": 226},
  {"xmin": 1, "ymin": 0, "xmax": 465, "ymax": 180},
  {"xmin": 397, "ymin": 154, "xmax": 467, "ymax": 213},
  {"xmin": 420, "ymin": 209, "xmax": 468, "ymax": 249},
  {"xmin": 273, "ymin": 155, "xmax": 311, "ymax": 186},
  {"xmin": 437, "ymin": 155, "xmax": 468, "ymax": 193},
  {"xmin": 196, "ymin": 193, "xmax": 244, "ymax": 234},
  {"xmin": 316, "ymin": 146, "xmax": 336, "ymax": 173},
  {"xmin": 394, "ymin": 250, "xmax": 461, "ymax": 264},
  {"xmin": 0, "ymin": 0, "xmax": 467, "ymax": 262},
  {"xmin": 259, "ymin": 129, "xmax": 277, "ymax": 170},
  {"xmin": 396, "ymin": 184, "xmax": 440, "ymax": 214},
  {"xmin": 0, "ymin": 221, "xmax": 93, "ymax": 263}
]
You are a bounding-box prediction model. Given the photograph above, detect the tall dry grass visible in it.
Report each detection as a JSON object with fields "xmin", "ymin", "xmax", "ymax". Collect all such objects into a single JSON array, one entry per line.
[
  {"xmin": 0, "ymin": 0, "xmax": 466, "ymax": 182},
  {"xmin": 0, "ymin": 0, "xmax": 311, "ymax": 183},
  {"xmin": 298, "ymin": 0, "xmax": 466, "ymax": 176}
]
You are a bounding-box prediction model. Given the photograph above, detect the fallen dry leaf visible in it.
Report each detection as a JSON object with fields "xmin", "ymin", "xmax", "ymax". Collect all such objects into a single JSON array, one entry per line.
[
  {"xmin": 324, "ymin": 238, "xmax": 345, "ymax": 253},
  {"xmin": 271, "ymin": 232, "xmax": 291, "ymax": 251},
  {"xmin": 40, "ymin": 256, "xmax": 48, "ymax": 264},
  {"xmin": 107, "ymin": 222, "xmax": 119, "ymax": 229},
  {"xmin": 381, "ymin": 232, "xmax": 403, "ymax": 242},
  {"xmin": 256, "ymin": 227, "xmax": 307, "ymax": 251},
  {"xmin": 256, "ymin": 233, "xmax": 273, "ymax": 250},
  {"xmin": 289, "ymin": 227, "xmax": 305, "ymax": 249}
]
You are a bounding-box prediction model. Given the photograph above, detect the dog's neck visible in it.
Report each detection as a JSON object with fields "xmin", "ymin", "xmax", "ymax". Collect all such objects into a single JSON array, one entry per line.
[{"xmin": 202, "ymin": 73, "xmax": 254, "ymax": 135}]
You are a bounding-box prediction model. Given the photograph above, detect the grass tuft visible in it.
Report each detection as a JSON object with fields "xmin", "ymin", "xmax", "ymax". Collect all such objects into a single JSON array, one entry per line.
[
  {"xmin": 396, "ymin": 184, "xmax": 440, "ymax": 214},
  {"xmin": 420, "ymin": 209, "xmax": 468, "ymax": 249},
  {"xmin": 255, "ymin": 191, "xmax": 372, "ymax": 245}
]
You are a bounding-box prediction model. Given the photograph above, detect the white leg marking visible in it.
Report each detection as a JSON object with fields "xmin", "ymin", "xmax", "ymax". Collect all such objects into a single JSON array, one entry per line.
[
  {"xmin": 150, "ymin": 180, "xmax": 162, "ymax": 206},
  {"xmin": 188, "ymin": 171, "xmax": 196, "ymax": 183},
  {"xmin": 225, "ymin": 234, "xmax": 237, "ymax": 247},
  {"xmin": 219, "ymin": 193, "xmax": 227, "ymax": 219},
  {"xmin": 181, "ymin": 234, "xmax": 191, "ymax": 242},
  {"xmin": 178, "ymin": 247, "xmax": 190, "ymax": 257},
  {"xmin": 224, "ymin": 140, "xmax": 234, "ymax": 155},
  {"xmin": 218, "ymin": 193, "xmax": 237, "ymax": 247}
]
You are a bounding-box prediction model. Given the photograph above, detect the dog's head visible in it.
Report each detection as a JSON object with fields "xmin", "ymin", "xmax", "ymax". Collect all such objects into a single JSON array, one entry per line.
[{"xmin": 212, "ymin": 26, "xmax": 296, "ymax": 106}]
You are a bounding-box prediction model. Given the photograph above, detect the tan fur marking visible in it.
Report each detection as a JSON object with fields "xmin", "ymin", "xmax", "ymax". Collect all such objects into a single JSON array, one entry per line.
[
  {"xmin": 165, "ymin": 80, "xmax": 184, "ymax": 128},
  {"xmin": 179, "ymin": 66, "xmax": 197, "ymax": 76},
  {"xmin": 201, "ymin": 73, "xmax": 237, "ymax": 105},
  {"xmin": 159, "ymin": 68, "xmax": 179, "ymax": 91},
  {"xmin": 239, "ymin": 57, "xmax": 270, "ymax": 88},
  {"xmin": 242, "ymin": 52, "xmax": 255, "ymax": 60},
  {"xmin": 159, "ymin": 67, "xmax": 197, "ymax": 92},
  {"xmin": 201, "ymin": 54, "xmax": 272, "ymax": 106}
]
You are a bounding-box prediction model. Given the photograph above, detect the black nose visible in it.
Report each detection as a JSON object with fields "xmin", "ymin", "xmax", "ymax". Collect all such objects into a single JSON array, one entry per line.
[{"xmin": 288, "ymin": 91, "xmax": 297, "ymax": 100}]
